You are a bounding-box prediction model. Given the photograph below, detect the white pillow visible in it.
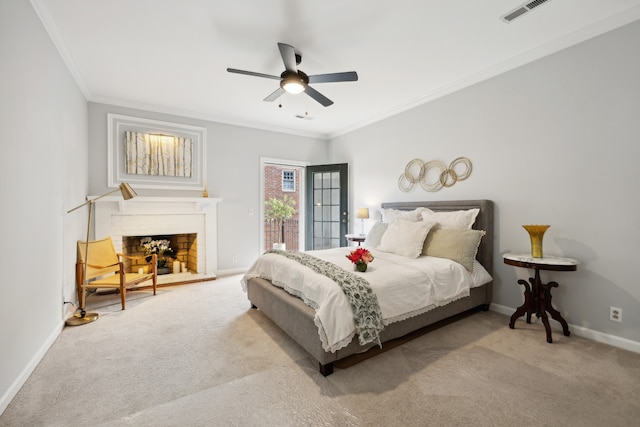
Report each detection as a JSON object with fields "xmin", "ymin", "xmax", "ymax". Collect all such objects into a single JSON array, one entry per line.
[
  {"xmin": 381, "ymin": 208, "xmax": 425, "ymax": 223},
  {"xmin": 471, "ymin": 261, "xmax": 493, "ymax": 287},
  {"xmin": 364, "ymin": 222, "xmax": 388, "ymax": 248},
  {"xmin": 421, "ymin": 208, "xmax": 479, "ymax": 230},
  {"xmin": 379, "ymin": 219, "xmax": 436, "ymax": 258}
]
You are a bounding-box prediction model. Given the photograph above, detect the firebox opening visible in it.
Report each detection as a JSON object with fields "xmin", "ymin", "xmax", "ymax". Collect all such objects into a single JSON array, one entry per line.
[{"xmin": 122, "ymin": 233, "xmax": 198, "ymax": 274}]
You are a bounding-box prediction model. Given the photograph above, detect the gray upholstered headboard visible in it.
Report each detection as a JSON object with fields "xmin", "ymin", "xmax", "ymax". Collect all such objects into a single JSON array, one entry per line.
[{"xmin": 380, "ymin": 200, "xmax": 494, "ymax": 276}]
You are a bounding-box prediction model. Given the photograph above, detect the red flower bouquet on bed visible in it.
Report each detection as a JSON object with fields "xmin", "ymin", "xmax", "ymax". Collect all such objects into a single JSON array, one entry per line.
[{"xmin": 346, "ymin": 247, "xmax": 374, "ymax": 272}]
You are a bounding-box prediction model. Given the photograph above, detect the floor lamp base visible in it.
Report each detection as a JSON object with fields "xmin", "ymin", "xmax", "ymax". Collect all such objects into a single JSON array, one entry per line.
[{"xmin": 65, "ymin": 311, "xmax": 99, "ymax": 326}]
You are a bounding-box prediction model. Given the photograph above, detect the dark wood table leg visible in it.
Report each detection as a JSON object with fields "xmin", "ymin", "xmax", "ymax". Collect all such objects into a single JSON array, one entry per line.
[
  {"xmin": 532, "ymin": 269, "xmax": 553, "ymax": 343},
  {"xmin": 509, "ymin": 279, "xmax": 533, "ymax": 329},
  {"xmin": 544, "ymin": 281, "xmax": 570, "ymax": 337},
  {"xmin": 526, "ymin": 277, "xmax": 535, "ymax": 323},
  {"xmin": 540, "ymin": 312, "xmax": 553, "ymax": 343}
]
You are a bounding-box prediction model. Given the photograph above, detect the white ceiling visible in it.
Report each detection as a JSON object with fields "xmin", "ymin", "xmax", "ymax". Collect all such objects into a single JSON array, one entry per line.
[{"xmin": 33, "ymin": 0, "xmax": 640, "ymax": 139}]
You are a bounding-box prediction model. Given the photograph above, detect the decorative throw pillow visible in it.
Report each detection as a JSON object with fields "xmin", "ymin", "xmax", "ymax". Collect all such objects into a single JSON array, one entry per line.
[
  {"xmin": 422, "ymin": 228, "xmax": 485, "ymax": 272},
  {"xmin": 364, "ymin": 221, "xmax": 388, "ymax": 248},
  {"xmin": 379, "ymin": 219, "xmax": 436, "ymax": 258},
  {"xmin": 421, "ymin": 208, "xmax": 479, "ymax": 230},
  {"xmin": 381, "ymin": 208, "xmax": 425, "ymax": 223}
]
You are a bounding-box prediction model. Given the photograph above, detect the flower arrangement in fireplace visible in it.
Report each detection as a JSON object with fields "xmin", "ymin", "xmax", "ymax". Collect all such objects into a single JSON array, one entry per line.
[{"xmin": 140, "ymin": 237, "xmax": 175, "ymax": 268}]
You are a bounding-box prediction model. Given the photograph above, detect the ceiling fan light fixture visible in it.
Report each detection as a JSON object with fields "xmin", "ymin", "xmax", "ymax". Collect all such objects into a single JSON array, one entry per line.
[
  {"xmin": 281, "ymin": 75, "xmax": 305, "ymax": 94},
  {"xmin": 227, "ymin": 43, "xmax": 352, "ymax": 107}
]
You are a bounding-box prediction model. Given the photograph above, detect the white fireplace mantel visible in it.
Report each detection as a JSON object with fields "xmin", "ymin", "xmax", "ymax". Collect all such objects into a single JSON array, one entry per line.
[
  {"xmin": 93, "ymin": 196, "xmax": 222, "ymax": 276},
  {"xmin": 91, "ymin": 196, "xmax": 221, "ymax": 211}
]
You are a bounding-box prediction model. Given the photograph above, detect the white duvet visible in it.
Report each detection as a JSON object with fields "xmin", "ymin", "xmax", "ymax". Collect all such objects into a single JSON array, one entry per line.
[{"xmin": 241, "ymin": 247, "xmax": 492, "ymax": 353}]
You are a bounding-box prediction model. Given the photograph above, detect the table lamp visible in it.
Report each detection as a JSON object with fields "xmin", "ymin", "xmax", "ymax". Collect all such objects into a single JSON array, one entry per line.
[
  {"xmin": 65, "ymin": 183, "xmax": 137, "ymax": 326},
  {"xmin": 356, "ymin": 208, "xmax": 369, "ymax": 236}
]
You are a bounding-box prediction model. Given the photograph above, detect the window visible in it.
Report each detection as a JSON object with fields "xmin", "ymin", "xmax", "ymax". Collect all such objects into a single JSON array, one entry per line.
[{"xmin": 282, "ymin": 170, "xmax": 295, "ymax": 192}]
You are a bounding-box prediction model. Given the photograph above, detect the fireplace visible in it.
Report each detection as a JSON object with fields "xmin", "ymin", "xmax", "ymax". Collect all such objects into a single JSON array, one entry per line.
[
  {"xmin": 93, "ymin": 196, "xmax": 221, "ymax": 279},
  {"xmin": 122, "ymin": 233, "xmax": 197, "ymax": 274}
]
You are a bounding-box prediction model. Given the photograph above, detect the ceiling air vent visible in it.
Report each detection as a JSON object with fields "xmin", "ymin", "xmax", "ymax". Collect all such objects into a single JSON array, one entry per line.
[{"xmin": 501, "ymin": 0, "xmax": 552, "ymax": 23}]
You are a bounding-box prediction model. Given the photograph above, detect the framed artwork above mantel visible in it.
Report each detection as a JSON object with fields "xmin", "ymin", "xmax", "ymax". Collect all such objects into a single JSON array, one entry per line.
[{"xmin": 107, "ymin": 114, "xmax": 206, "ymax": 190}]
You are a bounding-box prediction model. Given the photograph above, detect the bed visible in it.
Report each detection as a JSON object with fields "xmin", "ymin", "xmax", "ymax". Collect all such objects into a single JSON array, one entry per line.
[{"xmin": 242, "ymin": 199, "xmax": 494, "ymax": 376}]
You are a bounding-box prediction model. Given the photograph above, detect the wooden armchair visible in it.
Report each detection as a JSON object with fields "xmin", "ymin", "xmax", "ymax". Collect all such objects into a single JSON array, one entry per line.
[{"xmin": 76, "ymin": 236, "xmax": 157, "ymax": 310}]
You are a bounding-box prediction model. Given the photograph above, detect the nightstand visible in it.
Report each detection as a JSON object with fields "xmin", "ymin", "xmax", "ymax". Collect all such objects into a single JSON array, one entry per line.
[{"xmin": 345, "ymin": 234, "xmax": 366, "ymax": 246}]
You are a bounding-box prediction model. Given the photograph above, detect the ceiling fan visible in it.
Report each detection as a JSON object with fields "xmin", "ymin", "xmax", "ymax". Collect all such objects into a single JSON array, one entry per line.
[{"xmin": 227, "ymin": 42, "xmax": 358, "ymax": 107}]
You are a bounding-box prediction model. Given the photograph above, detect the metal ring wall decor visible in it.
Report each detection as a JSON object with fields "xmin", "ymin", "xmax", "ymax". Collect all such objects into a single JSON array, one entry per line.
[
  {"xmin": 398, "ymin": 157, "xmax": 473, "ymax": 192},
  {"xmin": 397, "ymin": 159, "xmax": 424, "ymax": 192}
]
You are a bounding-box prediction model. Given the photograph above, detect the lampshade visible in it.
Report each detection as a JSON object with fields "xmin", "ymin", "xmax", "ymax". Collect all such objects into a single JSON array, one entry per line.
[
  {"xmin": 356, "ymin": 208, "xmax": 370, "ymax": 219},
  {"xmin": 119, "ymin": 182, "xmax": 137, "ymax": 200},
  {"xmin": 281, "ymin": 75, "xmax": 306, "ymax": 94}
]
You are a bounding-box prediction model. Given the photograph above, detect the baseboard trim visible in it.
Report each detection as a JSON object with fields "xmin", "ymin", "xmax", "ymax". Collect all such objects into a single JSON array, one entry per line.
[
  {"xmin": 0, "ymin": 320, "xmax": 64, "ymax": 415},
  {"xmin": 216, "ymin": 267, "xmax": 248, "ymax": 276},
  {"xmin": 490, "ymin": 303, "xmax": 640, "ymax": 354}
]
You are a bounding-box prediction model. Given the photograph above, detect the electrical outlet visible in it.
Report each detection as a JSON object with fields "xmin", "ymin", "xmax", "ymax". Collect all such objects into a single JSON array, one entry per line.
[
  {"xmin": 610, "ymin": 306, "xmax": 622, "ymax": 323},
  {"xmin": 232, "ymin": 255, "xmax": 238, "ymax": 263}
]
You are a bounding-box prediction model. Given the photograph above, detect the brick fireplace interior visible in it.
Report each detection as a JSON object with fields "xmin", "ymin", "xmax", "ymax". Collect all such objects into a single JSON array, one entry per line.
[{"xmin": 122, "ymin": 233, "xmax": 198, "ymax": 274}]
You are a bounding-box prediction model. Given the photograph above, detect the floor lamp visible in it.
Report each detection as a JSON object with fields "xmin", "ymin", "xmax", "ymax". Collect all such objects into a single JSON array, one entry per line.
[{"xmin": 65, "ymin": 183, "xmax": 137, "ymax": 326}]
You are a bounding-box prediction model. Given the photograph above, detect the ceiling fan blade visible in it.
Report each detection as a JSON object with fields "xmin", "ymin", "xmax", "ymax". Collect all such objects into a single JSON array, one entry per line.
[
  {"xmin": 305, "ymin": 85, "xmax": 333, "ymax": 107},
  {"xmin": 227, "ymin": 68, "xmax": 280, "ymax": 80},
  {"xmin": 263, "ymin": 87, "xmax": 286, "ymax": 102},
  {"xmin": 308, "ymin": 71, "xmax": 358, "ymax": 84},
  {"xmin": 277, "ymin": 43, "xmax": 298, "ymax": 73}
]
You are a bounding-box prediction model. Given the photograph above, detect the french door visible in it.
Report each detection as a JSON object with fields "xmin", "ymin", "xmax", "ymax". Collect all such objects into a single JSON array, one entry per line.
[{"xmin": 305, "ymin": 163, "xmax": 348, "ymax": 250}]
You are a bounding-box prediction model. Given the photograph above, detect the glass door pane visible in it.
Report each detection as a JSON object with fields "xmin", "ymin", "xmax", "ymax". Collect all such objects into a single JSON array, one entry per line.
[{"xmin": 305, "ymin": 164, "xmax": 348, "ymax": 250}]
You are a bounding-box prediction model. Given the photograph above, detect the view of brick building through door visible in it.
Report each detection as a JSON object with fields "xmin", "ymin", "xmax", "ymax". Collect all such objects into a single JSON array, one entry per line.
[{"xmin": 264, "ymin": 164, "xmax": 301, "ymax": 251}]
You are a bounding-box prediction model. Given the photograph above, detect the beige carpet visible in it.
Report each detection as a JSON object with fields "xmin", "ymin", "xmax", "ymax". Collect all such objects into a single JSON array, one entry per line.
[{"xmin": 2, "ymin": 274, "xmax": 639, "ymax": 426}]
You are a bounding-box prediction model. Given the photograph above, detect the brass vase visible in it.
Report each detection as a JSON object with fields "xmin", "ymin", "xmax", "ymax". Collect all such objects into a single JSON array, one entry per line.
[{"xmin": 522, "ymin": 225, "xmax": 550, "ymax": 258}]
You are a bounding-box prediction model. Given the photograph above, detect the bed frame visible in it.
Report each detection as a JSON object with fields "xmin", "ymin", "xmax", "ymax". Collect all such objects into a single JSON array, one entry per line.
[{"xmin": 246, "ymin": 200, "xmax": 494, "ymax": 376}]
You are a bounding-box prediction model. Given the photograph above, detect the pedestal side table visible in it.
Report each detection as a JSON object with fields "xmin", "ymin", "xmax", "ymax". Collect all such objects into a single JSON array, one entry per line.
[
  {"xmin": 503, "ymin": 253, "xmax": 578, "ymax": 343},
  {"xmin": 345, "ymin": 234, "xmax": 366, "ymax": 246}
]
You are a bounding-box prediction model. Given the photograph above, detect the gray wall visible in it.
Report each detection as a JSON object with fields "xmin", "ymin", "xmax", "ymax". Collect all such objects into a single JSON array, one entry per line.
[
  {"xmin": 87, "ymin": 103, "xmax": 330, "ymax": 269},
  {"xmin": 330, "ymin": 20, "xmax": 640, "ymax": 344},
  {"xmin": 2, "ymin": 0, "xmax": 639, "ymax": 415},
  {"xmin": 0, "ymin": 0, "xmax": 88, "ymax": 413}
]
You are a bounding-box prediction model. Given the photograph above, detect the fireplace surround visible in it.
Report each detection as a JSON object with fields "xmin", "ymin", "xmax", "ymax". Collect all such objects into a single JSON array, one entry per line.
[{"xmin": 93, "ymin": 196, "xmax": 221, "ymax": 280}]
